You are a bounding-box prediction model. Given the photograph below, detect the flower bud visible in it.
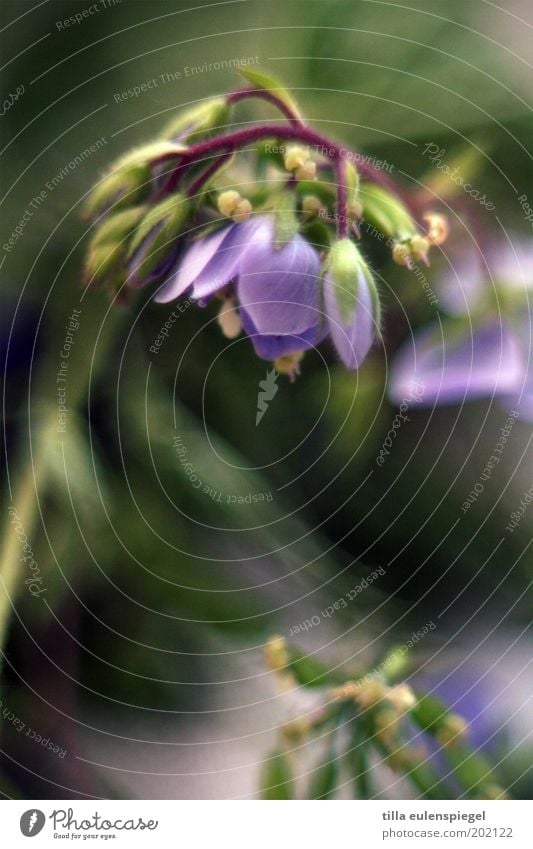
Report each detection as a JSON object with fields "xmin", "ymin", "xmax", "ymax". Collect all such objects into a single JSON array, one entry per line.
[
  {"xmin": 84, "ymin": 142, "xmax": 184, "ymax": 219},
  {"xmin": 362, "ymin": 184, "xmax": 416, "ymax": 243},
  {"xmin": 127, "ymin": 194, "xmax": 189, "ymax": 284},
  {"xmin": 85, "ymin": 206, "xmax": 145, "ymax": 287},
  {"xmin": 162, "ymin": 97, "xmax": 230, "ymax": 144},
  {"xmin": 324, "ymin": 238, "xmax": 381, "ymax": 370}
]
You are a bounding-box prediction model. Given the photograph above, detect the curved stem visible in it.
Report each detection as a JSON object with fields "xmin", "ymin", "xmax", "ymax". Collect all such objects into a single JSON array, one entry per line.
[
  {"xmin": 226, "ymin": 87, "xmax": 304, "ymax": 125},
  {"xmin": 156, "ymin": 123, "xmax": 404, "ymax": 204},
  {"xmin": 186, "ymin": 152, "xmax": 233, "ymax": 199},
  {"xmin": 336, "ymin": 157, "xmax": 349, "ymax": 238}
]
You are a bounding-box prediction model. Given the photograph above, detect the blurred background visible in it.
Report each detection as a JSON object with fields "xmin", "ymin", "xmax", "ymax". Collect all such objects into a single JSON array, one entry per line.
[{"xmin": 1, "ymin": 0, "xmax": 531, "ymax": 799}]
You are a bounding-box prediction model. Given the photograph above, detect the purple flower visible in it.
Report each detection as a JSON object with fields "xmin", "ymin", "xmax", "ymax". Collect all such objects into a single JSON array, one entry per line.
[
  {"xmin": 155, "ymin": 216, "xmax": 379, "ymax": 370},
  {"xmin": 389, "ymin": 238, "xmax": 533, "ymax": 419},
  {"xmin": 323, "ymin": 261, "xmax": 376, "ymax": 370},
  {"xmin": 389, "ymin": 320, "xmax": 525, "ymax": 406}
]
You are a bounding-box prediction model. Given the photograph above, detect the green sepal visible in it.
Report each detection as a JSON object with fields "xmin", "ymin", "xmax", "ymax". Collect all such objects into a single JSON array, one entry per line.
[
  {"xmin": 300, "ymin": 218, "xmax": 333, "ymax": 251},
  {"xmin": 273, "ymin": 190, "xmax": 299, "ymax": 246},
  {"xmin": 126, "ymin": 195, "xmax": 189, "ymax": 277}
]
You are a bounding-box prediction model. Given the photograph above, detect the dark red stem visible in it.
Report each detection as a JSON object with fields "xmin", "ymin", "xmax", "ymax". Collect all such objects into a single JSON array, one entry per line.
[
  {"xmin": 226, "ymin": 87, "xmax": 304, "ymax": 126},
  {"xmin": 154, "ymin": 123, "xmax": 410, "ymax": 235}
]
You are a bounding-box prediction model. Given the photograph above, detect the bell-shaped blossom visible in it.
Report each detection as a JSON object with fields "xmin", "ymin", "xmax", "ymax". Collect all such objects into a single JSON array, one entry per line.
[{"xmin": 156, "ymin": 216, "xmax": 379, "ymax": 369}]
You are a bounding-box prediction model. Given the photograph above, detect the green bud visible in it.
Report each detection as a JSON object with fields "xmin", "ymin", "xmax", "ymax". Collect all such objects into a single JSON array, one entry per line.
[
  {"xmin": 361, "ymin": 183, "xmax": 416, "ymax": 242},
  {"xmin": 326, "ymin": 238, "xmax": 379, "ymax": 325},
  {"xmin": 161, "ymin": 98, "xmax": 230, "ymax": 143},
  {"xmin": 85, "ymin": 207, "xmax": 145, "ymax": 286},
  {"xmin": 127, "ymin": 194, "xmax": 189, "ymax": 279},
  {"xmin": 84, "ymin": 142, "xmax": 184, "ymax": 219}
]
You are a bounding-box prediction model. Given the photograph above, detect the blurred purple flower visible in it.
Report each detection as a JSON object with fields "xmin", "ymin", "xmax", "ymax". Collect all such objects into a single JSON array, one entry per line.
[
  {"xmin": 156, "ymin": 215, "xmax": 378, "ymax": 369},
  {"xmin": 389, "ymin": 238, "xmax": 533, "ymax": 419}
]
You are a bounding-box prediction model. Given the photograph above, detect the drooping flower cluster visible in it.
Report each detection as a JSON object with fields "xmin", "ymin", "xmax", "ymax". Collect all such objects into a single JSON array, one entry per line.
[{"xmin": 83, "ymin": 69, "xmax": 446, "ymax": 377}]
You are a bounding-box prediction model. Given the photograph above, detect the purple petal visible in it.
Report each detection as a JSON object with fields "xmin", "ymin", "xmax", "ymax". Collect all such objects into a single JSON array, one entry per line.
[
  {"xmin": 487, "ymin": 238, "xmax": 533, "ymax": 294},
  {"xmin": 324, "ymin": 270, "xmax": 376, "ymax": 369},
  {"xmin": 237, "ymin": 227, "xmax": 321, "ymax": 335},
  {"xmin": 437, "ymin": 245, "xmax": 485, "ymax": 317},
  {"xmin": 240, "ymin": 307, "xmax": 327, "ymax": 360},
  {"xmin": 389, "ymin": 320, "xmax": 525, "ymax": 406},
  {"xmin": 154, "ymin": 225, "xmax": 232, "ymax": 303},
  {"xmin": 192, "ymin": 216, "xmax": 269, "ymax": 301}
]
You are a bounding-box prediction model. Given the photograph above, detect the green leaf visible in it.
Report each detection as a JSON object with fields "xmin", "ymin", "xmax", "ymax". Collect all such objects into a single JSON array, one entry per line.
[{"xmin": 260, "ymin": 750, "xmax": 295, "ymax": 800}]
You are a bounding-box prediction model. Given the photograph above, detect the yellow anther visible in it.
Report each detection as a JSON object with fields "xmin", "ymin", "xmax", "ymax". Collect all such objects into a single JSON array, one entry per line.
[
  {"xmin": 387, "ymin": 684, "xmax": 417, "ymax": 712},
  {"xmin": 217, "ymin": 296, "xmax": 242, "ymax": 338},
  {"xmin": 423, "ymin": 212, "xmax": 449, "ymax": 246},
  {"xmin": 295, "ymin": 160, "xmax": 317, "ymax": 181},
  {"xmin": 436, "ymin": 714, "xmax": 468, "ymax": 747},
  {"xmin": 217, "ymin": 190, "xmax": 241, "ymax": 218},
  {"xmin": 284, "ymin": 145, "xmax": 310, "ymax": 172},
  {"xmin": 274, "ymin": 351, "xmax": 304, "ymax": 381},
  {"xmin": 231, "ymin": 198, "xmax": 253, "ymax": 222}
]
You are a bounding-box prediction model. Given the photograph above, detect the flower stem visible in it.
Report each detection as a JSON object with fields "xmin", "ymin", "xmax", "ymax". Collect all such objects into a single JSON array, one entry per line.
[
  {"xmin": 226, "ymin": 86, "xmax": 304, "ymax": 126},
  {"xmin": 156, "ymin": 123, "xmax": 401, "ymax": 200},
  {"xmin": 336, "ymin": 157, "xmax": 349, "ymax": 238}
]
